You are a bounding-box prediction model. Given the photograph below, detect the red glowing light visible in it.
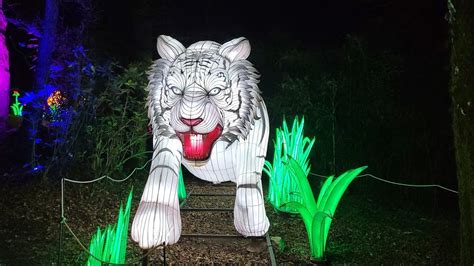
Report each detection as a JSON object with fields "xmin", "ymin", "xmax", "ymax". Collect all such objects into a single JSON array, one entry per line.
[
  {"xmin": 47, "ymin": 90, "xmax": 65, "ymax": 107},
  {"xmin": 177, "ymin": 124, "xmax": 223, "ymax": 161}
]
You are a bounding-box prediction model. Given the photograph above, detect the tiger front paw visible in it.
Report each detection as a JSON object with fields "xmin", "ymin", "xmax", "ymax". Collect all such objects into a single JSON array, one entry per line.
[
  {"xmin": 234, "ymin": 187, "xmax": 270, "ymax": 236},
  {"xmin": 131, "ymin": 202, "xmax": 181, "ymax": 249}
]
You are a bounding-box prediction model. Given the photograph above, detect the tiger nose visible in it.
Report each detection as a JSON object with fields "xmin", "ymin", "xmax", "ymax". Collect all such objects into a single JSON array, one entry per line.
[{"xmin": 180, "ymin": 117, "xmax": 203, "ymax": 126}]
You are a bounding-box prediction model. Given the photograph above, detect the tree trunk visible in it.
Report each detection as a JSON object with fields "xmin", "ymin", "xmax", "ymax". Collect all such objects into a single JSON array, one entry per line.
[
  {"xmin": 0, "ymin": 0, "xmax": 9, "ymax": 132},
  {"xmin": 35, "ymin": 0, "xmax": 58, "ymax": 90},
  {"xmin": 31, "ymin": 0, "xmax": 58, "ymax": 173},
  {"xmin": 449, "ymin": 0, "xmax": 474, "ymax": 264}
]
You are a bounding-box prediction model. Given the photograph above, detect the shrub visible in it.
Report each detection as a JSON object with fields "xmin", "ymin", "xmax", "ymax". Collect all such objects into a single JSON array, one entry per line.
[{"xmin": 82, "ymin": 62, "xmax": 149, "ymax": 177}]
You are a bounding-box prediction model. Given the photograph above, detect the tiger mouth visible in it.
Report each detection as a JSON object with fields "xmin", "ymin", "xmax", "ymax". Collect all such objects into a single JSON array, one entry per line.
[{"xmin": 176, "ymin": 124, "xmax": 223, "ymax": 161}]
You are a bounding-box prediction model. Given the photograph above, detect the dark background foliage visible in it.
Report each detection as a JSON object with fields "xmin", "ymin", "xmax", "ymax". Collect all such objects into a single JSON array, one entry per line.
[
  {"xmin": 5, "ymin": 0, "xmax": 456, "ymax": 209},
  {"xmin": 0, "ymin": 0, "xmax": 461, "ymax": 263}
]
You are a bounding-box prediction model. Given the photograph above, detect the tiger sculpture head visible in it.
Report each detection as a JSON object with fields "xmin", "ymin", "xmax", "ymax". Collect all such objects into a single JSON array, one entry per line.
[{"xmin": 147, "ymin": 35, "xmax": 261, "ymax": 162}]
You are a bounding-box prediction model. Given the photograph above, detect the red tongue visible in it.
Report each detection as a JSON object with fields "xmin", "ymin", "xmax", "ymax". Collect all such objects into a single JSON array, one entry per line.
[
  {"xmin": 179, "ymin": 124, "xmax": 223, "ymax": 161},
  {"xmin": 182, "ymin": 133, "xmax": 209, "ymax": 160}
]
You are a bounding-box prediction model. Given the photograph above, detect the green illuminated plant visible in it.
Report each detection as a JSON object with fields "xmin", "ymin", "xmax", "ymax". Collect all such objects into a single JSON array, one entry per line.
[
  {"xmin": 178, "ymin": 167, "xmax": 186, "ymax": 202},
  {"xmin": 263, "ymin": 117, "xmax": 315, "ymax": 213},
  {"xmin": 279, "ymin": 157, "xmax": 367, "ymax": 260},
  {"xmin": 87, "ymin": 188, "xmax": 133, "ymax": 265},
  {"xmin": 10, "ymin": 90, "xmax": 24, "ymax": 117}
]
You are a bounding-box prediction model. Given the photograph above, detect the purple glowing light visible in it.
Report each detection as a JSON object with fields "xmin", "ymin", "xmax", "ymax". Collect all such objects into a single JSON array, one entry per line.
[{"xmin": 0, "ymin": 5, "xmax": 10, "ymax": 127}]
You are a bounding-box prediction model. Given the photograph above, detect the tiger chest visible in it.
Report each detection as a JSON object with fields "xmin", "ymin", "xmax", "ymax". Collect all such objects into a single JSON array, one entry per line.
[{"xmin": 181, "ymin": 139, "xmax": 239, "ymax": 183}]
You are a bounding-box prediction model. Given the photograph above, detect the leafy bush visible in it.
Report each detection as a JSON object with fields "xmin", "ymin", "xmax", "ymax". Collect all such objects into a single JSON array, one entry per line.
[
  {"xmin": 83, "ymin": 62, "xmax": 149, "ymax": 177},
  {"xmin": 267, "ymin": 35, "xmax": 400, "ymax": 177}
]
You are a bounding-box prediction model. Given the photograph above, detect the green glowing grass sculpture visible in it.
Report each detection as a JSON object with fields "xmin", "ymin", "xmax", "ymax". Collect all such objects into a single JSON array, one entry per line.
[
  {"xmin": 10, "ymin": 90, "xmax": 23, "ymax": 116},
  {"xmin": 263, "ymin": 117, "xmax": 315, "ymax": 213},
  {"xmin": 280, "ymin": 158, "xmax": 367, "ymax": 260},
  {"xmin": 178, "ymin": 167, "xmax": 187, "ymax": 202},
  {"xmin": 87, "ymin": 188, "xmax": 133, "ymax": 265}
]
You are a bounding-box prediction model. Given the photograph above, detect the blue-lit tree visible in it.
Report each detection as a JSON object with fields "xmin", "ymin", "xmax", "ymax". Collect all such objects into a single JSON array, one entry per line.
[
  {"xmin": 7, "ymin": 0, "xmax": 94, "ymax": 179},
  {"xmin": 24, "ymin": 0, "xmax": 59, "ymax": 176},
  {"xmin": 35, "ymin": 0, "xmax": 57, "ymax": 94}
]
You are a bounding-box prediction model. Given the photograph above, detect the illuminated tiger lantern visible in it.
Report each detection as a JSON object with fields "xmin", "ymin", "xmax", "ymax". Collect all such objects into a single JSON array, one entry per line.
[{"xmin": 132, "ymin": 35, "xmax": 270, "ymax": 249}]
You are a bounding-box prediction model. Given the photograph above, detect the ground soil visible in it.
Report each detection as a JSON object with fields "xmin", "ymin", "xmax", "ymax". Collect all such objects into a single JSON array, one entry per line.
[{"xmin": 0, "ymin": 171, "xmax": 460, "ymax": 265}]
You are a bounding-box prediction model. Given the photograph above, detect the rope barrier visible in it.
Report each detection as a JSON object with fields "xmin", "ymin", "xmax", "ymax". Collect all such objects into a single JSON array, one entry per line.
[
  {"xmin": 60, "ymin": 157, "xmax": 198, "ymax": 265},
  {"xmin": 63, "ymin": 158, "xmax": 152, "ymax": 184},
  {"xmin": 60, "ymin": 157, "xmax": 159, "ymax": 265},
  {"xmin": 308, "ymin": 172, "xmax": 327, "ymax": 178},
  {"xmin": 359, "ymin": 173, "xmax": 458, "ymax": 194},
  {"xmin": 308, "ymin": 172, "xmax": 458, "ymax": 194}
]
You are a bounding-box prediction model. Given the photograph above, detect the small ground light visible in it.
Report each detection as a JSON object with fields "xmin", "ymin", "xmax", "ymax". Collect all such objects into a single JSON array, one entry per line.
[{"xmin": 10, "ymin": 90, "xmax": 24, "ymax": 116}]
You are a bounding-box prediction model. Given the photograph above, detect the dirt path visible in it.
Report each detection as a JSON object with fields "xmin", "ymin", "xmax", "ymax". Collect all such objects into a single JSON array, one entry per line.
[{"xmin": 145, "ymin": 180, "xmax": 275, "ymax": 264}]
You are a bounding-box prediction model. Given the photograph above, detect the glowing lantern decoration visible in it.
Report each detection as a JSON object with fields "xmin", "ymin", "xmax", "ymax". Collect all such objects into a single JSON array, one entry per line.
[
  {"xmin": 7, "ymin": 90, "xmax": 24, "ymax": 128},
  {"xmin": 278, "ymin": 158, "xmax": 367, "ymax": 261},
  {"xmin": 264, "ymin": 117, "xmax": 315, "ymax": 213},
  {"xmin": 0, "ymin": 4, "xmax": 9, "ymax": 128},
  {"xmin": 132, "ymin": 35, "xmax": 270, "ymax": 249},
  {"xmin": 47, "ymin": 90, "xmax": 65, "ymax": 112},
  {"xmin": 10, "ymin": 90, "xmax": 24, "ymax": 116},
  {"xmin": 177, "ymin": 167, "xmax": 186, "ymax": 202},
  {"xmin": 87, "ymin": 189, "xmax": 133, "ymax": 265},
  {"xmin": 45, "ymin": 90, "xmax": 67, "ymax": 123}
]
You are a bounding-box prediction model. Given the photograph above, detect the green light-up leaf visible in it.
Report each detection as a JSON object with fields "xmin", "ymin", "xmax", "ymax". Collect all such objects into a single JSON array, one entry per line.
[
  {"xmin": 286, "ymin": 157, "xmax": 317, "ymax": 212},
  {"xmin": 282, "ymin": 157, "xmax": 367, "ymax": 261},
  {"xmin": 178, "ymin": 167, "xmax": 187, "ymax": 202},
  {"xmin": 264, "ymin": 116, "xmax": 315, "ymax": 213},
  {"xmin": 281, "ymin": 201, "xmax": 312, "ymax": 230},
  {"xmin": 319, "ymin": 166, "xmax": 367, "ymax": 215},
  {"xmin": 10, "ymin": 90, "xmax": 24, "ymax": 117},
  {"xmin": 87, "ymin": 188, "xmax": 133, "ymax": 265},
  {"xmin": 316, "ymin": 175, "xmax": 334, "ymax": 210},
  {"xmin": 310, "ymin": 211, "xmax": 331, "ymax": 259}
]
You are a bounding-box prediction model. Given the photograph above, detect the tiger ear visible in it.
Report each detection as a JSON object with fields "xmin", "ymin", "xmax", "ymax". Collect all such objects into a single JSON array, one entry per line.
[
  {"xmin": 219, "ymin": 37, "xmax": 251, "ymax": 62},
  {"xmin": 157, "ymin": 35, "xmax": 186, "ymax": 61}
]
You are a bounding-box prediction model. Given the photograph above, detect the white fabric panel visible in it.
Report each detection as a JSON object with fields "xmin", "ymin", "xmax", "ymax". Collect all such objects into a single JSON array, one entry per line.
[{"xmin": 131, "ymin": 137, "xmax": 183, "ymax": 248}]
